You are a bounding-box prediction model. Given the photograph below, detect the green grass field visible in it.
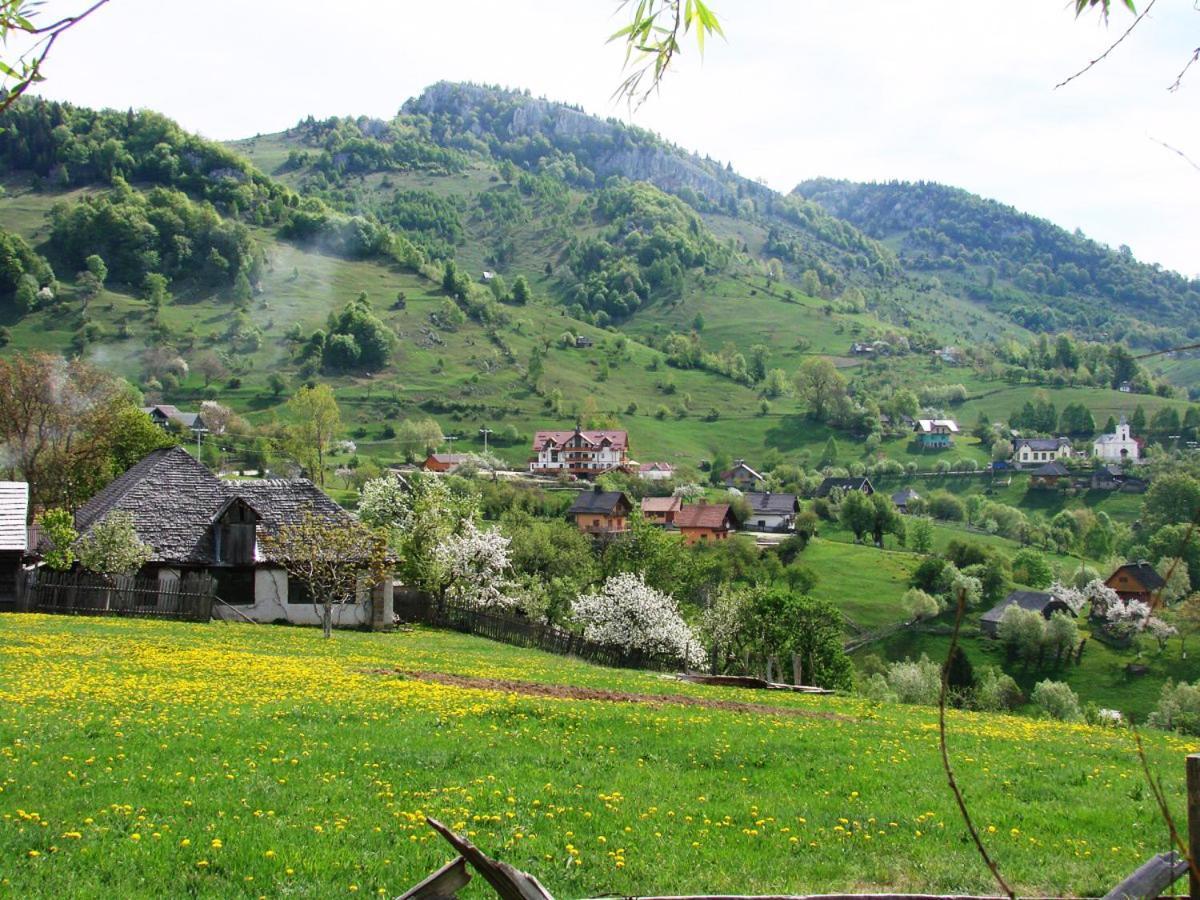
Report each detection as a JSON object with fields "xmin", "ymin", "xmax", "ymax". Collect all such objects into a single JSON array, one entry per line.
[{"xmin": 1, "ymin": 615, "xmax": 1197, "ymax": 897}]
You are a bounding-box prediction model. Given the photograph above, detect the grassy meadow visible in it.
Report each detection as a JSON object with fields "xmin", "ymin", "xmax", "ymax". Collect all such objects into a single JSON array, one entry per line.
[{"xmin": 1, "ymin": 615, "xmax": 1198, "ymax": 898}]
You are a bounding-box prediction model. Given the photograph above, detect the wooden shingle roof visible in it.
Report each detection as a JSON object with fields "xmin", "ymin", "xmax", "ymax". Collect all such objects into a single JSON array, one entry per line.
[
  {"xmin": 675, "ymin": 503, "xmax": 733, "ymax": 530},
  {"xmin": 567, "ymin": 490, "xmax": 631, "ymax": 516},
  {"xmin": 74, "ymin": 447, "xmax": 353, "ymax": 565}
]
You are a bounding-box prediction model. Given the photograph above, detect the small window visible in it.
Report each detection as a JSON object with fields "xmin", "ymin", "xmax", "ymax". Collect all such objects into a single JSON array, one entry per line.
[{"xmin": 288, "ymin": 578, "xmax": 312, "ymax": 605}]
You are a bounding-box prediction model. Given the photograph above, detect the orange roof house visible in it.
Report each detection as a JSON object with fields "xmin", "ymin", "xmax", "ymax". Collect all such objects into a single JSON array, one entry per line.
[
  {"xmin": 640, "ymin": 495, "xmax": 682, "ymax": 526},
  {"xmin": 675, "ymin": 502, "xmax": 735, "ymax": 545}
]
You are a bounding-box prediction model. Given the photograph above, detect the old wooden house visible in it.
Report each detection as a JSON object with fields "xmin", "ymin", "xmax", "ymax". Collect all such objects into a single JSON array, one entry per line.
[
  {"xmin": 1105, "ymin": 561, "xmax": 1166, "ymax": 607},
  {"xmin": 74, "ymin": 448, "xmax": 393, "ymax": 629},
  {"xmin": 675, "ymin": 502, "xmax": 735, "ymax": 545},
  {"xmin": 567, "ymin": 487, "xmax": 632, "ymax": 536},
  {"xmin": 640, "ymin": 495, "xmax": 682, "ymax": 526},
  {"xmin": 981, "ymin": 590, "xmax": 1076, "ymax": 638}
]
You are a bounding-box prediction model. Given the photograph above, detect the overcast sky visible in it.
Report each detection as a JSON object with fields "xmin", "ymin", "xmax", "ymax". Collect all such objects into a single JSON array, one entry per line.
[{"xmin": 16, "ymin": 1, "xmax": 1200, "ymax": 275}]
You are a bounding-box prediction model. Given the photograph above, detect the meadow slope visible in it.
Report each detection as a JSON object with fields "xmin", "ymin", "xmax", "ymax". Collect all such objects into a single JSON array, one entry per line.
[{"xmin": 1, "ymin": 615, "xmax": 1196, "ymax": 897}]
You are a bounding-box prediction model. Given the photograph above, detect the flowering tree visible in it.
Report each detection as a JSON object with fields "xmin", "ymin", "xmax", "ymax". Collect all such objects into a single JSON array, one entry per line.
[
  {"xmin": 1047, "ymin": 581, "xmax": 1086, "ymax": 615},
  {"xmin": 432, "ymin": 521, "xmax": 516, "ymax": 611},
  {"xmin": 1083, "ymin": 579, "xmax": 1121, "ymax": 620},
  {"xmin": 76, "ymin": 512, "xmax": 152, "ymax": 578},
  {"xmin": 572, "ymin": 573, "xmax": 705, "ymax": 668}
]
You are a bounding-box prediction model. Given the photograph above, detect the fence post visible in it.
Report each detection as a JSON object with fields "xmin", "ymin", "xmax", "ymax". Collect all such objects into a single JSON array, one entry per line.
[{"xmin": 1188, "ymin": 753, "xmax": 1200, "ymax": 900}]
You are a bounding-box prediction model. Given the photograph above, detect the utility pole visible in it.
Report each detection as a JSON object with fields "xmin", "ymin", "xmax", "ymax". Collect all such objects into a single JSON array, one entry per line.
[
  {"xmin": 444, "ymin": 434, "xmax": 459, "ymax": 453},
  {"xmin": 479, "ymin": 426, "xmax": 493, "ymax": 454}
]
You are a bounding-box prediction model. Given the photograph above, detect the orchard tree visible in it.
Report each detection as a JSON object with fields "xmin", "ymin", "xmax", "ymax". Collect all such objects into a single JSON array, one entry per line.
[
  {"xmin": 572, "ymin": 572, "xmax": 705, "ymax": 668},
  {"xmin": 432, "ymin": 520, "xmax": 515, "ymax": 610},
  {"xmin": 259, "ymin": 511, "xmax": 392, "ymax": 639},
  {"xmin": 794, "ymin": 358, "xmax": 846, "ymax": 421},
  {"xmin": 283, "ymin": 384, "xmax": 341, "ymax": 485},
  {"xmin": 838, "ymin": 490, "xmax": 873, "ymax": 543},
  {"xmin": 35, "ymin": 508, "xmax": 77, "ymax": 571},
  {"xmin": 76, "ymin": 512, "xmax": 152, "ymax": 578}
]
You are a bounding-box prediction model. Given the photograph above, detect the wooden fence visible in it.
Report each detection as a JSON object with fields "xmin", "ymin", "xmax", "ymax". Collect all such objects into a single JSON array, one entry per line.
[
  {"xmin": 16, "ymin": 570, "xmax": 216, "ymax": 623},
  {"xmin": 394, "ymin": 593, "xmax": 679, "ymax": 671}
]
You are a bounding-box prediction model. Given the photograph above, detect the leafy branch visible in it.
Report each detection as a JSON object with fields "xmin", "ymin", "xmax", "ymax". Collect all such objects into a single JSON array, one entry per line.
[
  {"xmin": 609, "ymin": 0, "xmax": 724, "ymax": 107},
  {"xmin": 0, "ymin": 0, "xmax": 112, "ymax": 114}
]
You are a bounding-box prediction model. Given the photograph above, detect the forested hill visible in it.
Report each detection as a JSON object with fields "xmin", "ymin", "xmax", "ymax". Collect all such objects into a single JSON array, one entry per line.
[{"xmin": 793, "ymin": 178, "xmax": 1200, "ymax": 348}]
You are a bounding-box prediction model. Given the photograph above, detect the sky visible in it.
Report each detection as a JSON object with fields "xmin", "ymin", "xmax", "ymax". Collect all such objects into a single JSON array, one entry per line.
[{"xmin": 14, "ymin": 0, "xmax": 1200, "ymax": 275}]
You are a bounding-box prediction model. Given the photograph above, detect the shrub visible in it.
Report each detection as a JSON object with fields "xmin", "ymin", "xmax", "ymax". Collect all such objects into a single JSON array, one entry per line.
[
  {"xmin": 885, "ymin": 656, "xmax": 942, "ymax": 706},
  {"xmin": 974, "ymin": 667, "xmax": 1023, "ymax": 712},
  {"xmin": 1147, "ymin": 680, "xmax": 1200, "ymax": 735},
  {"xmin": 1031, "ymin": 679, "xmax": 1083, "ymax": 722},
  {"xmin": 902, "ymin": 587, "xmax": 941, "ymax": 622}
]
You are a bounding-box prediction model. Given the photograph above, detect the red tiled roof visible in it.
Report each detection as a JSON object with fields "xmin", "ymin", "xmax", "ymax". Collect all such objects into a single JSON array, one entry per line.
[
  {"xmin": 675, "ymin": 503, "xmax": 732, "ymax": 530},
  {"xmin": 641, "ymin": 496, "xmax": 682, "ymax": 513},
  {"xmin": 639, "ymin": 461, "xmax": 674, "ymax": 473},
  {"xmin": 532, "ymin": 429, "xmax": 628, "ymax": 451}
]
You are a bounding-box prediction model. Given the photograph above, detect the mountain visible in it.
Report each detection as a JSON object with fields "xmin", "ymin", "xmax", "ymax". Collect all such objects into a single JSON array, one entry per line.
[
  {"xmin": 0, "ymin": 84, "xmax": 1193, "ymax": 480},
  {"xmin": 793, "ymin": 178, "xmax": 1200, "ymax": 349}
]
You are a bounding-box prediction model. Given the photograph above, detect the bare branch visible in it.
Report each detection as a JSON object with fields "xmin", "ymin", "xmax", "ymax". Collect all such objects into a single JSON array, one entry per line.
[
  {"xmin": 1169, "ymin": 47, "xmax": 1199, "ymax": 92},
  {"xmin": 939, "ymin": 588, "xmax": 1016, "ymax": 900},
  {"xmin": 1149, "ymin": 136, "xmax": 1200, "ymax": 173},
  {"xmin": 1056, "ymin": 0, "xmax": 1158, "ymax": 90},
  {"xmin": 0, "ymin": 0, "xmax": 112, "ymax": 114}
]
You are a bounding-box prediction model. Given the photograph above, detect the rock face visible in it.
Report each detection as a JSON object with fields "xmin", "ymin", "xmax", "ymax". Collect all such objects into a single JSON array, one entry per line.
[{"xmin": 405, "ymin": 81, "xmax": 773, "ymax": 210}]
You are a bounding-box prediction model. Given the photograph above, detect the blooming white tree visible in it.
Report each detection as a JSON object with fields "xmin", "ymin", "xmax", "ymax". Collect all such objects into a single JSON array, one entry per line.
[
  {"xmin": 572, "ymin": 573, "xmax": 705, "ymax": 668},
  {"xmin": 1048, "ymin": 581, "xmax": 1086, "ymax": 615},
  {"xmin": 1083, "ymin": 579, "xmax": 1121, "ymax": 619},
  {"xmin": 1146, "ymin": 616, "xmax": 1179, "ymax": 651},
  {"xmin": 433, "ymin": 521, "xmax": 516, "ymax": 611},
  {"xmin": 672, "ymin": 482, "xmax": 707, "ymax": 500}
]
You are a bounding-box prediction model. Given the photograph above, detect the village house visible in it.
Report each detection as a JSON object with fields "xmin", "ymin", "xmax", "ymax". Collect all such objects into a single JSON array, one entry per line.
[
  {"xmin": 1012, "ymin": 437, "xmax": 1072, "ymax": 468},
  {"xmin": 1119, "ymin": 381, "xmax": 1133, "ymax": 393},
  {"xmin": 891, "ymin": 487, "xmax": 920, "ymax": 513},
  {"xmin": 640, "ymin": 495, "xmax": 682, "ymax": 527},
  {"xmin": 529, "ymin": 428, "xmax": 628, "ymax": 478},
  {"xmin": 1030, "ymin": 460, "xmax": 1070, "ymax": 489},
  {"xmin": 574, "ymin": 335, "xmax": 594, "ymax": 349},
  {"xmin": 980, "ymin": 590, "xmax": 1077, "ymax": 638},
  {"xmin": 743, "ymin": 492, "xmax": 799, "ymax": 533},
  {"xmin": 72, "ymin": 447, "xmax": 393, "ymax": 629},
  {"xmin": 637, "ymin": 461, "xmax": 675, "ymax": 481},
  {"xmin": 567, "ymin": 486, "xmax": 632, "ymax": 536},
  {"xmin": 816, "ymin": 476, "xmax": 875, "ymax": 498},
  {"xmin": 1093, "ymin": 415, "xmax": 1140, "ymax": 463},
  {"xmin": 675, "ymin": 502, "xmax": 735, "ymax": 545},
  {"xmin": 1090, "ymin": 464, "xmax": 1149, "ymax": 493},
  {"xmin": 914, "ymin": 419, "xmax": 959, "ymax": 449},
  {"xmin": 421, "ymin": 452, "xmax": 469, "ymax": 473},
  {"xmin": 0, "ymin": 482, "xmax": 29, "ymax": 608},
  {"xmin": 1104, "ymin": 561, "xmax": 1166, "ymax": 607},
  {"xmin": 720, "ymin": 460, "xmax": 765, "ymax": 490},
  {"xmin": 141, "ymin": 404, "xmax": 207, "ymax": 435}
]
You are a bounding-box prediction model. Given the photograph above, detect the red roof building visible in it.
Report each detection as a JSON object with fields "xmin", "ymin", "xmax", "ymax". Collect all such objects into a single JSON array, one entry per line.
[
  {"xmin": 529, "ymin": 428, "xmax": 629, "ymax": 478},
  {"xmin": 675, "ymin": 502, "xmax": 735, "ymax": 545}
]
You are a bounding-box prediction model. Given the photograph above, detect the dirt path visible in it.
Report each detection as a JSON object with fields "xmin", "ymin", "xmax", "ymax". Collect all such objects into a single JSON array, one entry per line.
[{"xmin": 382, "ymin": 670, "xmax": 850, "ymax": 721}]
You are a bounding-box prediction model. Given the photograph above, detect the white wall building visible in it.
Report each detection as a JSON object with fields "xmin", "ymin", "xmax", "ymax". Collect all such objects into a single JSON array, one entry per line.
[{"xmin": 1093, "ymin": 415, "xmax": 1139, "ymax": 463}]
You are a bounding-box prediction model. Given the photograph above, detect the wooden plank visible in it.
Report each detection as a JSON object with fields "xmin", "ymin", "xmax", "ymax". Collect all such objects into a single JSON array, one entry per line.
[
  {"xmin": 1104, "ymin": 851, "xmax": 1187, "ymax": 900},
  {"xmin": 1189, "ymin": 754, "xmax": 1200, "ymax": 900},
  {"xmin": 426, "ymin": 817, "xmax": 554, "ymax": 900},
  {"xmin": 398, "ymin": 855, "xmax": 471, "ymax": 900}
]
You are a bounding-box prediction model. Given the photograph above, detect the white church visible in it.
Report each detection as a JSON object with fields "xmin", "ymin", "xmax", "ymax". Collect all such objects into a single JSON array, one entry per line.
[{"xmin": 1093, "ymin": 414, "xmax": 1140, "ymax": 463}]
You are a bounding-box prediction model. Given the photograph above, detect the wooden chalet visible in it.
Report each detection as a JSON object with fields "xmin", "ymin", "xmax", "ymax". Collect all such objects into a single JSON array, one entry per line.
[
  {"xmin": 675, "ymin": 502, "xmax": 735, "ymax": 545},
  {"xmin": 640, "ymin": 495, "xmax": 682, "ymax": 526},
  {"xmin": 1105, "ymin": 561, "xmax": 1167, "ymax": 607},
  {"xmin": 422, "ymin": 453, "xmax": 469, "ymax": 473},
  {"xmin": 720, "ymin": 460, "xmax": 765, "ymax": 490},
  {"xmin": 73, "ymin": 448, "xmax": 393, "ymax": 629},
  {"xmin": 1030, "ymin": 460, "xmax": 1070, "ymax": 488},
  {"xmin": 567, "ymin": 487, "xmax": 632, "ymax": 536},
  {"xmin": 0, "ymin": 482, "xmax": 29, "ymax": 608}
]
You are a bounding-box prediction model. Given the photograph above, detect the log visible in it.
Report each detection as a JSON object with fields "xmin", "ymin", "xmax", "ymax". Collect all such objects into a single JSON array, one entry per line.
[
  {"xmin": 1102, "ymin": 851, "xmax": 1187, "ymax": 900},
  {"xmin": 399, "ymin": 856, "xmax": 471, "ymax": 900},
  {"xmin": 674, "ymin": 673, "xmax": 833, "ymax": 694},
  {"xmin": 426, "ymin": 817, "xmax": 554, "ymax": 900}
]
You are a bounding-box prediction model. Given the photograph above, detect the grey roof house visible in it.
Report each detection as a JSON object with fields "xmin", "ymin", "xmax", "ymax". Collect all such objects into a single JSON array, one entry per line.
[
  {"xmin": 816, "ymin": 476, "xmax": 875, "ymax": 498},
  {"xmin": 743, "ymin": 492, "xmax": 799, "ymax": 533},
  {"xmin": 980, "ymin": 590, "xmax": 1076, "ymax": 638},
  {"xmin": 75, "ymin": 448, "xmax": 391, "ymax": 629},
  {"xmin": 891, "ymin": 487, "xmax": 920, "ymax": 512}
]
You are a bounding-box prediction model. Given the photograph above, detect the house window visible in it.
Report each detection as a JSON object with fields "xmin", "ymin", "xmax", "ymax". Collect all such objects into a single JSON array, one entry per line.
[
  {"xmin": 288, "ymin": 578, "xmax": 313, "ymax": 605},
  {"xmin": 211, "ymin": 568, "xmax": 256, "ymax": 606}
]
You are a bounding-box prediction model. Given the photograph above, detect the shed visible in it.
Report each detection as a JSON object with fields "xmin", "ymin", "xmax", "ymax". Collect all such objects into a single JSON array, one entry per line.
[{"xmin": 0, "ymin": 482, "xmax": 29, "ymax": 606}]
